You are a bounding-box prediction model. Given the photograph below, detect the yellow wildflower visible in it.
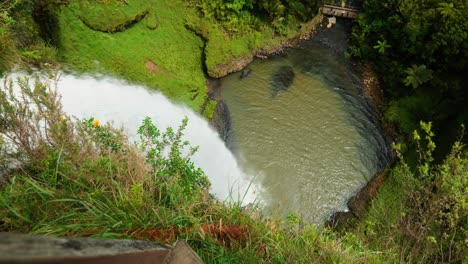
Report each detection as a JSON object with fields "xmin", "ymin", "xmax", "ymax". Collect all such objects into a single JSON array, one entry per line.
[{"xmin": 92, "ymin": 118, "xmax": 100, "ymax": 128}]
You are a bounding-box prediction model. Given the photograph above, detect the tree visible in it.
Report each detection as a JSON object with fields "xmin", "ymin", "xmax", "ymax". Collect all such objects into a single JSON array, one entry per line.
[
  {"xmin": 403, "ymin": 65, "xmax": 433, "ymax": 89},
  {"xmin": 373, "ymin": 39, "xmax": 391, "ymax": 54}
]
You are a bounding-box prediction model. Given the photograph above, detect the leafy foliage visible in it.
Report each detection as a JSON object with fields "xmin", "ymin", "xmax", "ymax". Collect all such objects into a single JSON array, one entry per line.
[
  {"xmin": 350, "ymin": 0, "xmax": 468, "ymax": 137},
  {"xmin": 351, "ymin": 123, "xmax": 467, "ymax": 263},
  {"xmin": 372, "ymin": 39, "xmax": 390, "ymax": 54},
  {"xmin": 404, "ymin": 65, "xmax": 433, "ymax": 89},
  {"xmin": 191, "ymin": 0, "xmax": 318, "ymax": 34},
  {"xmin": 0, "ymin": 1, "xmax": 21, "ymax": 71}
]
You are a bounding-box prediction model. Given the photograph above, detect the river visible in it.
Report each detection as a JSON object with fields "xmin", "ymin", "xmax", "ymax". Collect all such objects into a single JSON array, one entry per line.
[{"xmin": 219, "ymin": 23, "xmax": 391, "ymax": 223}]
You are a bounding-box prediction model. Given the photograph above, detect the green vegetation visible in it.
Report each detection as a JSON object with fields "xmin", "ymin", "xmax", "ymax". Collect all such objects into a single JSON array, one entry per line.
[
  {"xmin": 1, "ymin": 0, "xmax": 323, "ymax": 116},
  {"xmin": 192, "ymin": 0, "xmax": 319, "ymax": 34},
  {"xmin": 77, "ymin": 0, "xmax": 151, "ymax": 32},
  {"xmin": 347, "ymin": 123, "xmax": 467, "ymax": 263},
  {"xmin": 1, "ymin": 75, "xmax": 387, "ymax": 263},
  {"xmin": 187, "ymin": 0, "xmax": 321, "ymax": 77},
  {"xmin": 350, "ymin": 0, "xmax": 468, "ymax": 142}
]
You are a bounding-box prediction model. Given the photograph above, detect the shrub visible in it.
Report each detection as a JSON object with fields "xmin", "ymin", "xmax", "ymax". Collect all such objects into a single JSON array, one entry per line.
[{"xmin": 359, "ymin": 122, "xmax": 467, "ymax": 263}]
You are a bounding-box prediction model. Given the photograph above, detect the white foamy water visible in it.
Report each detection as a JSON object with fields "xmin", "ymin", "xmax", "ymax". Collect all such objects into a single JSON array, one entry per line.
[{"xmin": 3, "ymin": 72, "xmax": 259, "ymax": 204}]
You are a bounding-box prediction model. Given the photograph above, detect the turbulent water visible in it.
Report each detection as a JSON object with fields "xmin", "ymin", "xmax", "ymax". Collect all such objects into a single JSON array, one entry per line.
[
  {"xmin": 221, "ymin": 41, "xmax": 391, "ymax": 223},
  {"xmin": 3, "ymin": 72, "xmax": 259, "ymax": 204}
]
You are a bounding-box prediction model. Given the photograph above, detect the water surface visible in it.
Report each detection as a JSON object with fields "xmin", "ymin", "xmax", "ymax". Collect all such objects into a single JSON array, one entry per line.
[{"xmin": 221, "ymin": 42, "xmax": 389, "ymax": 223}]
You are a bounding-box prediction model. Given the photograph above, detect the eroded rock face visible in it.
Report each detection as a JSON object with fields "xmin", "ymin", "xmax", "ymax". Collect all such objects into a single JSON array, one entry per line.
[
  {"xmin": 208, "ymin": 55, "xmax": 254, "ymax": 79},
  {"xmin": 210, "ymin": 99, "xmax": 232, "ymax": 143},
  {"xmin": 325, "ymin": 170, "xmax": 389, "ymax": 229},
  {"xmin": 270, "ymin": 66, "xmax": 295, "ymax": 97}
]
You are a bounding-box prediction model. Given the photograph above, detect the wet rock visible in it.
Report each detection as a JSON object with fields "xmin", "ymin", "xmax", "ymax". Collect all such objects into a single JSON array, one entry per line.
[
  {"xmin": 210, "ymin": 99, "xmax": 232, "ymax": 143},
  {"xmin": 325, "ymin": 211, "xmax": 357, "ymax": 230},
  {"xmin": 325, "ymin": 169, "xmax": 389, "ymax": 229},
  {"xmin": 270, "ymin": 66, "xmax": 295, "ymax": 97},
  {"xmin": 239, "ymin": 68, "xmax": 252, "ymax": 79}
]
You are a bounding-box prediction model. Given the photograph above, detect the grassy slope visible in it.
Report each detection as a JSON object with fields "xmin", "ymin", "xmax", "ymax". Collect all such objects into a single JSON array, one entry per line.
[
  {"xmin": 57, "ymin": 0, "xmax": 322, "ymax": 116},
  {"xmin": 57, "ymin": 0, "xmax": 207, "ymax": 112},
  {"xmin": 186, "ymin": 11, "xmax": 322, "ymax": 78}
]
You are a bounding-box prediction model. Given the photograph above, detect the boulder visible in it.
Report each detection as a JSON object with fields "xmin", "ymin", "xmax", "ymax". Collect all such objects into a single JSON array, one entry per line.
[{"xmin": 270, "ymin": 66, "xmax": 295, "ymax": 97}]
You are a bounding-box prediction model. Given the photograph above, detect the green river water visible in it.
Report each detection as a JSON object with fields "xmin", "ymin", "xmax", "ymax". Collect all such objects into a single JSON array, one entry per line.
[{"xmin": 220, "ymin": 40, "xmax": 390, "ymax": 223}]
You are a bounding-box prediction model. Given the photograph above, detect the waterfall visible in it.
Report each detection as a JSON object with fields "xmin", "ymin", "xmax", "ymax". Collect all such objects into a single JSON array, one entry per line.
[{"xmin": 3, "ymin": 72, "xmax": 259, "ymax": 204}]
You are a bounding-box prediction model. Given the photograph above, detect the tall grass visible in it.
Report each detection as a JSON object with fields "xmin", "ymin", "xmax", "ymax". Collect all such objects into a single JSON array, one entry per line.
[{"xmin": 348, "ymin": 124, "xmax": 467, "ymax": 263}]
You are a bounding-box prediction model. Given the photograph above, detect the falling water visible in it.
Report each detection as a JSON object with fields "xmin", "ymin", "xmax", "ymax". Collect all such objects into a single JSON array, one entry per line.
[{"xmin": 3, "ymin": 72, "xmax": 259, "ymax": 204}]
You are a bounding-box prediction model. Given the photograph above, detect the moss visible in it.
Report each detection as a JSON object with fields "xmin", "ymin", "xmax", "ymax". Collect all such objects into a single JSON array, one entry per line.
[
  {"xmin": 187, "ymin": 14, "xmax": 322, "ymax": 78},
  {"xmin": 76, "ymin": 0, "xmax": 151, "ymax": 32},
  {"xmin": 57, "ymin": 0, "xmax": 207, "ymax": 110},
  {"xmin": 202, "ymin": 98, "xmax": 217, "ymax": 120}
]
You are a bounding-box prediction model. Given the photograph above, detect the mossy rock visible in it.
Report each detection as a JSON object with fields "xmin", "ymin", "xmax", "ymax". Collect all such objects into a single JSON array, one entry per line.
[
  {"xmin": 76, "ymin": 0, "xmax": 151, "ymax": 32},
  {"xmin": 144, "ymin": 13, "xmax": 159, "ymax": 30}
]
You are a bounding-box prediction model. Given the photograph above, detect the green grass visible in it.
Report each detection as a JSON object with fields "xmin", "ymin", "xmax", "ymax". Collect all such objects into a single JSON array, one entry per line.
[
  {"xmin": 77, "ymin": 0, "xmax": 151, "ymax": 32},
  {"xmin": 349, "ymin": 165, "xmax": 412, "ymax": 261},
  {"xmin": 56, "ymin": 0, "xmax": 322, "ymax": 115},
  {"xmin": 57, "ymin": 0, "xmax": 208, "ymax": 112},
  {"xmin": 186, "ymin": 13, "xmax": 323, "ymax": 78}
]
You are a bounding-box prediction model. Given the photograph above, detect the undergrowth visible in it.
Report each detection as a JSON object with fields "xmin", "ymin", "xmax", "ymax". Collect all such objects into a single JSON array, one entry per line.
[{"xmin": 349, "ymin": 123, "xmax": 467, "ymax": 263}]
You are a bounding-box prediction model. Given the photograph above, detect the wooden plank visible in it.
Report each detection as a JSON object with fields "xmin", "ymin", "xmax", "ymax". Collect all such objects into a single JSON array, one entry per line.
[
  {"xmin": 323, "ymin": 4, "xmax": 360, "ymax": 12},
  {"xmin": 0, "ymin": 233, "xmax": 203, "ymax": 264}
]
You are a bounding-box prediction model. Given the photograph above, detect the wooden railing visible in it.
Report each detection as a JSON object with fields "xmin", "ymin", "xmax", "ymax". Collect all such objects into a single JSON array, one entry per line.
[{"xmin": 321, "ymin": 4, "xmax": 360, "ymax": 19}]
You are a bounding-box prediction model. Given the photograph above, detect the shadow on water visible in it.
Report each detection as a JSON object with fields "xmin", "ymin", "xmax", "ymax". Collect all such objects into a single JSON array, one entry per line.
[{"xmin": 270, "ymin": 66, "xmax": 295, "ymax": 97}]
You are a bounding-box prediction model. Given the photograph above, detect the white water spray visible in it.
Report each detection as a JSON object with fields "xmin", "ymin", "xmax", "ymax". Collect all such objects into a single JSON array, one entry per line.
[{"xmin": 4, "ymin": 72, "xmax": 259, "ymax": 204}]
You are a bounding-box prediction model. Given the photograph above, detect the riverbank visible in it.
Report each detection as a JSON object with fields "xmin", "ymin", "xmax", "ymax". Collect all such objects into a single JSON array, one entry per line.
[{"xmin": 50, "ymin": 0, "xmax": 325, "ymax": 120}]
